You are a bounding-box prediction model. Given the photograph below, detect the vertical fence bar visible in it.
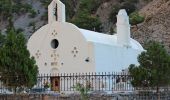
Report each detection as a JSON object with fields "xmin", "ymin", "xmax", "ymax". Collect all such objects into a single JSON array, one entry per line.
[
  {"xmin": 47, "ymin": 74, "xmax": 49, "ymax": 92},
  {"xmin": 98, "ymin": 72, "xmax": 100, "ymax": 91},
  {"xmin": 66, "ymin": 73, "xmax": 69, "ymax": 91},
  {"xmin": 124, "ymin": 72, "xmax": 126, "ymax": 91},
  {"xmin": 85, "ymin": 72, "xmax": 87, "ymax": 92},
  {"xmin": 69, "ymin": 73, "xmax": 71, "ymax": 91},
  {"xmin": 63, "ymin": 73, "xmax": 65, "ymax": 91},
  {"xmin": 40, "ymin": 74, "xmax": 42, "ymax": 89},
  {"xmin": 111, "ymin": 72, "xmax": 113, "ymax": 92},
  {"xmin": 101, "ymin": 72, "xmax": 103, "ymax": 91},
  {"xmin": 88, "ymin": 72, "xmax": 90, "ymax": 91},
  {"xmin": 60, "ymin": 73, "xmax": 62, "ymax": 92},
  {"xmin": 104, "ymin": 72, "xmax": 107, "ymax": 91},
  {"xmin": 78, "ymin": 72, "xmax": 81, "ymax": 90},
  {"xmin": 108, "ymin": 72, "xmax": 110, "ymax": 91},
  {"xmin": 49, "ymin": 73, "xmax": 51, "ymax": 92},
  {"xmin": 72, "ymin": 73, "xmax": 74, "ymax": 91},
  {"xmin": 74, "ymin": 73, "xmax": 77, "ymax": 91},
  {"xmin": 91, "ymin": 72, "xmax": 94, "ymax": 91},
  {"xmin": 113, "ymin": 72, "xmax": 116, "ymax": 91},
  {"xmin": 82, "ymin": 72, "xmax": 84, "ymax": 89},
  {"xmin": 94, "ymin": 72, "xmax": 96, "ymax": 91}
]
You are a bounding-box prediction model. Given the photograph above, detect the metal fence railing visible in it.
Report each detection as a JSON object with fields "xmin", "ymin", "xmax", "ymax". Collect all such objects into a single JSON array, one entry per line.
[
  {"xmin": 0, "ymin": 72, "xmax": 170, "ymax": 96},
  {"xmin": 35, "ymin": 72, "xmax": 133, "ymax": 92}
]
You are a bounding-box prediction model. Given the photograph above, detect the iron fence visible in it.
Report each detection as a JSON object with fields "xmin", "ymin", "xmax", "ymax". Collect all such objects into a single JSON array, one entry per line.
[
  {"xmin": 0, "ymin": 72, "xmax": 134, "ymax": 93},
  {"xmin": 35, "ymin": 72, "xmax": 133, "ymax": 92},
  {"xmin": 1, "ymin": 72, "xmax": 170, "ymax": 100}
]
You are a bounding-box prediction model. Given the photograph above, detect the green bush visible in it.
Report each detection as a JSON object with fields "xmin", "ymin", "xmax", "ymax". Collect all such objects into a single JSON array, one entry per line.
[
  {"xmin": 41, "ymin": 12, "xmax": 48, "ymax": 20},
  {"xmin": 16, "ymin": 28, "xmax": 24, "ymax": 33},
  {"xmin": 29, "ymin": 21, "xmax": 35, "ymax": 27},
  {"xmin": 0, "ymin": 29, "xmax": 39, "ymax": 92},
  {"xmin": 78, "ymin": 0, "xmax": 102, "ymax": 14},
  {"xmin": 0, "ymin": 0, "xmax": 33, "ymax": 19},
  {"xmin": 120, "ymin": 2, "xmax": 136, "ymax": 15},
  {"xmin": 61, "ymin": 0, "xmax": 77, "ymax": 21},
  {"xmin": 40, "ymin": 0, "xmax": 51, "ymax": 9},
  {"xmin": 28, "ymin": 9, "xmax": 37, "ymax": 18},
  {"xmin": 12, "ymin": 3, "xmax": 33, "ymax": 14},
  {"xmin": 129, "ymin": 11, "xmax": 145, "ymax": 26},
  {"xmin": 0, "ymin": 0, "xmax": 11, "ymax": 18},
  {"xmin": 72, "ymin": 12, "xmax": 102, "ymax": 32},
  {"xmin": 71, "ymin": 0, "xmax": 102, "ymax": 32},
  {"xmin": 109, "ymin": 1, "xmax": 137, "ymax": 24},
  {"xmin": 73, "ymin": 82, "xmax": 91, "ymax": 100},
  {"xmin": 109, "ymin": 27, "xmax": 116, "ymax": 35},
  {"xmin": 118, "ymin": 0, "xmax": 125, "ymax": 3},
  {"xmin": 109, "ymin": 5, "xmax": 121, "ymax": 23},
  {"xmin": 127, "ymin": 0, "xmax": 139, "ymax": 3},
  {"xmin": 129, "ymin": 41, "xmax": 170, "ymax": 92},
  {"xmin": 21, "ymin": 3, "xmax": 32, "ymax": 12}
]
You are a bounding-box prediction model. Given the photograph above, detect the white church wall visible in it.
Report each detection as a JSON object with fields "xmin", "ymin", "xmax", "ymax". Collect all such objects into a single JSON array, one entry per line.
[
  {"xmin": 94, "ymin": 43, "xmax": 141, "ymax": 72},
  {"xmin": 28, "ymin": 22, "xmax": 96, "ymax": 74}
]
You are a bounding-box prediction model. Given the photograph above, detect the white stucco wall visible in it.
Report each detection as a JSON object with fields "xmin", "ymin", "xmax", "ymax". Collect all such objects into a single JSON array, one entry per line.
[
  {"xmin": 94, "ymin": 43, "xmax": 141, "ymax": 72},
  {"xmin": 27, "ymin": 22, "xmax": 95, "ymax": 74}
]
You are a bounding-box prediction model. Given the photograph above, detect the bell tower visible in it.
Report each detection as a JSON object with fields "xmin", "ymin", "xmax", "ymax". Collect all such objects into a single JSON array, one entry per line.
[{"xmin": 48, "ymin": 0, "xmax": 66, "ymax": 24}]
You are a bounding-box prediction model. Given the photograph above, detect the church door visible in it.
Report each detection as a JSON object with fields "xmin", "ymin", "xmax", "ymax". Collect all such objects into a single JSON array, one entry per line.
[{"xmin": 50, "ymin": 76, "xmax": 60, "ymax": 92}]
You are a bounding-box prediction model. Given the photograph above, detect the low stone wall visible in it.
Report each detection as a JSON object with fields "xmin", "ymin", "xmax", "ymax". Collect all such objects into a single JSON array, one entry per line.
[
  {"xmin": 0, "ymin": 94, "xmax": 116, "ymax": 100},
  {"xmin": 0, "ymin": 92, "xmax": 170, "ymax": 100}
]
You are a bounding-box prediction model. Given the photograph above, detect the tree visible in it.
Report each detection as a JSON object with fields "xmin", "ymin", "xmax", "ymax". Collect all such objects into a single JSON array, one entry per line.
[
  {"xmin": 0, "ymin": 0, "xmax": 34, "ymax": 20},
  {"xmin": 109, "ymin": 2, "xmax": 138, "ymax": 24},
  {"xmin": 109, "ymin": 5, "xmax": 120, "ymax": 23},
  {"xmin": 120, "ymin": 2, "xmax": 136, "ymax": 15},
  {"xmin": 0, "ymin": 29, "xmax": 38, "ymax": 93},
  {"xmin": 129, "ymin": 11, "xmax": 145, "ymax": 28},
  {"xmin": 72, "ymin": 12, "xmax": 102, "ymax": 32},
  {"xmin": 127, "ymin": 0, "xmax": 139, "ymax": 3},
  {"xmin": 78, "ymin": 0, "xmax": 102, "ymax": 14},
  {"xmin": 71, "ymin": 0, "xmax": 102, "ymax": 32},
  {"xmin": 0, "ymin": 32, "xmax": 5, "ymax": 47},
  {"xmin": 129, "ymin": 41, "xmax": 170, "ymax": 92}
]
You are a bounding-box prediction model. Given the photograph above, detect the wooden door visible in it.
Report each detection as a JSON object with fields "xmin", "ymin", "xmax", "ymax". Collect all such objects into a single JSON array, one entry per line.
[{"xmin": 50, "ymin": 76, "xmax": 60, "ymax": 92}]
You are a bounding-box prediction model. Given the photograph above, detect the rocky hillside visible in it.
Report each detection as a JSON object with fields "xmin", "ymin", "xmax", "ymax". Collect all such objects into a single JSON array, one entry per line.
[
  {"xmin": 0, "ymin": 0, "xmax": 170, "ymax": 53},
  {"xmin": 132, "ymin": 0, "xmax": 170, "ymax": 53},
  {"xmin": 0, "ymin": 0, "xmax": 79, "ymax": 39},
  {"xmin": 0, "ymin": 0, "xmax": 47, "ymax": 38}
]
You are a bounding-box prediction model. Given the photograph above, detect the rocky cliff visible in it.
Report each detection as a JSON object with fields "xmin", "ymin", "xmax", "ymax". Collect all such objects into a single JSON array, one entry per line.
[{"xmin": 132, "ymin": 0, "xmax": 170, "ymax": 53}]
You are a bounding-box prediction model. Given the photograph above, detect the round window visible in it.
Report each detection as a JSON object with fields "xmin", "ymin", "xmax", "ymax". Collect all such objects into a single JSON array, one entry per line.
[{"xmin": 51, "ymin": 39, "xmax": 59, "ymax": 49}]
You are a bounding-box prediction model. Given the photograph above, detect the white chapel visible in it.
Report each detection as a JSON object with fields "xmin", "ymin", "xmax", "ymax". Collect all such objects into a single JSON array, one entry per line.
[{"xmin": 27, "ymin": 0, "xmax": 144, "ymax": 74}]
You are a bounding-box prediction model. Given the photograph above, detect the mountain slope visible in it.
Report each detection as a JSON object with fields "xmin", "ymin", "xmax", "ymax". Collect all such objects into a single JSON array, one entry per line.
[
  {"xmin": 132, "ymin": 0, "xmax": 170, "ymax": 53},
  {"xmin": 0, "ymin": 0, "xmax": 170, "ymax": 52}
]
